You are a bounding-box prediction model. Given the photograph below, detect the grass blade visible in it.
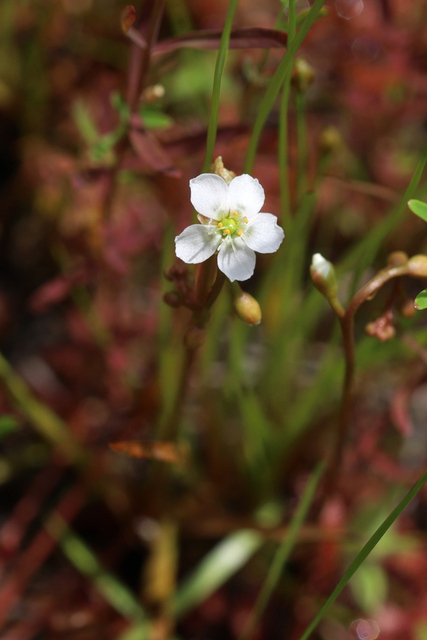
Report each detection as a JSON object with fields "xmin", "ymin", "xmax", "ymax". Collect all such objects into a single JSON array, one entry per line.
[
  {"xmin": 244, "ymin": 0, "xmax": 326, "ymax": 174},
  {"xmin": 202, "ymin": 0, "xmax": 239, "ymax": 172},
  {"xmin": 172, "ymin": 529, "xmax": 264, "ymax": 618},
  {"xmin": 239, "ymin": 461, "xmax": 325, "ymax": 640},
  {"xmin": 296, "ymin": 468, "xmax": 427, "ymax": 640}
]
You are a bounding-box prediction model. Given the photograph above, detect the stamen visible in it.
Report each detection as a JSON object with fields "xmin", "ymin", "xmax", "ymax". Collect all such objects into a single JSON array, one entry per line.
[
  {"xmin": 244, "ymin": 218, "xmax": 248, "ymax": 223},
  {"xmin": 232, "ymin": 211, "xmax": 238, "ymax": 216},
  {"xmin": 217, "ymin": 222, "xmax": 223, "ymax": 228},
  {"xmin": 223, "ymin": 229, "xmax": 230, "ymax": 235},
  {"xmin": 237, "ymin": 230, "xmax": 243, "ymax": 236}
]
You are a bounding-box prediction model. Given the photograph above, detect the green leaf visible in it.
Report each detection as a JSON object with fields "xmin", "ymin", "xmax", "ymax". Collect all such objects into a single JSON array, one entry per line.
[
  {"xmin": 408, "ymin": 199, "xmax": 427, "ymax": 222},
  {"xmin": 415, "ymin": 289, "xmax": 427, "ymax": 310},
  {"xmin": 0, "ymin": 415, "xmax": 18, "ymax": 438},
  {"xmin": 72, "ymin": 100, "xmax": 99, "ymax": 145},
  {"xmin": 349, "ymin": 563, "xmax": 388, "ymax": 614},
  {"xmin": 140, "ymin": 106, "xmax": 173, "ymax": 130},
  {"xmin": 172, "ymin": 530, "xmax": 264, "ymax": 618},
  {"xmin": 46, "ymin": 513, "xmax": 147, "ymax": 622}
]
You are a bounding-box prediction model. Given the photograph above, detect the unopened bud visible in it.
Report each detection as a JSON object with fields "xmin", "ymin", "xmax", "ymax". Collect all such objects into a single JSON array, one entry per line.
[
  {"xmin": 310, "ymin": 253, "xmax": 338, "ymax": 299},
  {"xmin": 234, "ymin": 291, "xmax": 262, "ymax": 326},
  {"xmin": 291, "ymin": 58, "xmax": 315, "ymax": 93},
  {"xmin": 318, "ymin": 126, "xmax": 343, "ymax": 156},
  {"xmin": 212, "ymin": 156, "xmax": 236, "ymax": 185},
  {"xmin": 408, "ymin": 255, "xmax": 427, "ymax": 278},
  {"xmin": 163, "ymin": 291, "xmax": 182, "ymax": 308},
  {"xmin": 184, "ymin": 325, "xmax": 206, "ymax": 350},
  {"xmin": 366, "ymin": 311, "xmax": 395, "ymax": 342},
  {"xmin": 142, "ymin": 84, "xmax": 165, "ymax": 103},
  {"xmin": 387, "ymin": 251, "xmax": 408, "ymax": 267}
]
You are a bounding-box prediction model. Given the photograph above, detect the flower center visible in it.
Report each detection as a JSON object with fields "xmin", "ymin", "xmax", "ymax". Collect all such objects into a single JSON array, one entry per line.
[{"xmin": 217, "ymin": 211, "xmax": 248, "ymax": 237}]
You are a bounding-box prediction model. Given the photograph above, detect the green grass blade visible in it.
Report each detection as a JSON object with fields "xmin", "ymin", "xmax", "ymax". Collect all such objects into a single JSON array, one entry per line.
[
  {"xmin": 296, "ymin": 468, "xmax": 427, "ymax": 640},
  {"xmin": 240, "ymin": 461, "xmax": 325, "ymax": 640},
  {"xmin": 202, "ymin": 0, "xmax": 239, "ymax": 172},
  {"xmin": 46, "ymin": 513, "xmax": 148, "ymax": 623},
  {"xmin": 0, "ymin": 352, "xmax": 85, "ymax": 464},
  {"xmin": 244, "ymin": 0, "xmax": 326, "ymax": 174},
  {"xmin": 341, "ymin": 145, "xmax": 427, "ymax": 283},
  {"xmin": 278, "ymin": 0, "xmax": 296, "ymax": 226},
  {"xmin": 172, "ymin": 530, "xmax": 264, "ymax": 618}
]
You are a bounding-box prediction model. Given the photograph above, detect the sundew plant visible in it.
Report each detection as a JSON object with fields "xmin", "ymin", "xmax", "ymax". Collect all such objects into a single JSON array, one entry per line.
[{"xmin": 1, "ymin": 1, "xmax": 427, "ymax": 639}]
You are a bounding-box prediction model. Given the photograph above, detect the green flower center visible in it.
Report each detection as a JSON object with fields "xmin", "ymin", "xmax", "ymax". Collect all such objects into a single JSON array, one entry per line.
[{"xmin": 217, "ymin": 211, "xmax": 248, "ymax": 237}]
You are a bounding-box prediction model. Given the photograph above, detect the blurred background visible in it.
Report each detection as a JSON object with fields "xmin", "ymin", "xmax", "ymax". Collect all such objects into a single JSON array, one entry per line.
[{"xmin": 1, "ymin": 0, "xmax": 427, "ymax": 638}]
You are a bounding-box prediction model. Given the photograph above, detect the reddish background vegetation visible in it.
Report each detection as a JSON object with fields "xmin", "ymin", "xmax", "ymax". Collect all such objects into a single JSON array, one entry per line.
[{"xmin": 1, "ymin": 1, "xmax": 427, "ymax": 639}]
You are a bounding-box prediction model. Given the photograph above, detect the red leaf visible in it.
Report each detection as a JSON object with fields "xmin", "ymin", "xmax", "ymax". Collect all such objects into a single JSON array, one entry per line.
[{"xmin": 128, "ymin": 116, "xmax": 181, "ymax": 177}]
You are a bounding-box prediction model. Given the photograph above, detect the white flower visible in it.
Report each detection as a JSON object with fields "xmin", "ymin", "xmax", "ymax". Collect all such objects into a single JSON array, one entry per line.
[{"xmin": 174, "ymin": 173, "xmax": 285, "ymax": 282}]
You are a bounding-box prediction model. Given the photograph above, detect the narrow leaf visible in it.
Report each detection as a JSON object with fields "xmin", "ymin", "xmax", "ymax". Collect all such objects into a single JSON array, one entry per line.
[
  {"xmin": 172, "ymin": 530, "xmax": 264, "ymax": 618},
  {"xmin": 240, "ymin": 461, "xmax": 325, "ymax": 640},
  {"xmin": 296, "ymin": 469, "xmax": 427, "ymax": 640},
  {"xmin": 46, "ymin": 513, "xmax": 147, "ymax": 622}
]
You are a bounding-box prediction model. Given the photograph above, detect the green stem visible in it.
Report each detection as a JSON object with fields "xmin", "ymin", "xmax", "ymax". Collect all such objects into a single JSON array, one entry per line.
[
  {"xmin": 202, "ymin": 0, "xmax": 239, "ymax": 173},
  {"xmin": 244, "ymin": 0, "xmax": 326, "ymax": 174},
  {"xmin": 239, "ymin": 461, "xmax": 325, "ymax": 640},
  {"xmin": 278, "ymin": 0, "xmax": 296, "ymax": 228},
  {"xmin": 295, "ymin": 91, "xmax": 308, "ymax": 203}
]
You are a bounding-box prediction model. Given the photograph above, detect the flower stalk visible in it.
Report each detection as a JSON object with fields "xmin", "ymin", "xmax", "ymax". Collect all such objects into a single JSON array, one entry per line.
[{"xmin": 312, "ymin": 253, "xmax": 427, "ymax": 499}]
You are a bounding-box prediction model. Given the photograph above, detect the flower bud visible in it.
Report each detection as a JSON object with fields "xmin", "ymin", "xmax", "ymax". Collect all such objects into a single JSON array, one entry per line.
[
  {"xmin": 212, "ymin": 156, "xmax": 236, "ymax": 185},
  {"xmin": 407, "ymin": 255, "xmax": 427, "ymax": 278},
  {"xmin": 291, "ymin": 58, "xmax": 315, "ymax": 93},
  {"xmin": 387, "ymin": 251, "xmax": 408, "ymax": 268},
  {"xmin": 163, "ymin": 291, "xmax": 182, "ymax": 308},
  {"xmin": 318, "ymin": 126, "xmax": 343, "ymax": 156},
  {"xmin": 142, "ymin": 84, "xmax": 165, "ymax": 103},
  {"xmin": 310, "ymin": 253, "xmax": 338, "ymax": 299},
  {"xmin": 233, "ymin": 291, "xmax": 262, "ymax": 326}
]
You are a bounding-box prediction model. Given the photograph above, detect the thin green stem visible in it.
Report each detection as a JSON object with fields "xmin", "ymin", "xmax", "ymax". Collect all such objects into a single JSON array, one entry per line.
[
  {"xmin": 202, "ymin": 0, "xmax": 239, "ymax": 173},
  {"xmin": 244, "ymin": 0, "xmax": 326, "ymax": 175},
  {"xmin": 278, "ymin": 0, "xmax": 296, "ymax": 228},
  {"xmin": 239, "ymin": 461, "xmax": 325, "ymax": 640},
  {"xmin": 295, "ymin": 91, "xmax": 308, "ymax": 203}
]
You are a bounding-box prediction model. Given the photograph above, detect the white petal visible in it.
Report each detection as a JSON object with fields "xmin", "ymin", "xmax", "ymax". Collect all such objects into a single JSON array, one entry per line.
[
  {"xmin": 217, "ymin": 236, "xmax": 256, "ymax": 282},
  {"xmin": 228, "ymin": 174, "xmax": 265, "ymax": 218},
  {"xmin": 243, "ymin": 213, "xmax": 285, "ymax": 254},
  {"xmin": 190, "ymin": 174, "xmax": 229, "ymax": 221},
  {"xmin": 175, "ymin": 224, "xmax": 221, "ymax": 264}
]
